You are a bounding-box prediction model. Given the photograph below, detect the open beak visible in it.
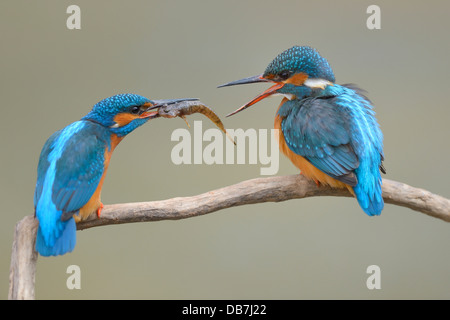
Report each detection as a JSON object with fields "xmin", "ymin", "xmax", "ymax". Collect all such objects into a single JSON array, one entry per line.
[
  {"xmin": 139, "ymin": 98, "xmax": 199, "ymax": 119},
  {"xmin": 218, "ymin": 74, "xmax": 284, "ymax": 117}
]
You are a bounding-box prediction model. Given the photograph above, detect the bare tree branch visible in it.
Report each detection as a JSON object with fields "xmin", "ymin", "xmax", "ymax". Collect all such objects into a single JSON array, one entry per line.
[
  {"xmin": 78, "ymin": 176, "xmax": 450, "ymax": 229},
  {"xmin": 8, "ymin": 215, "xmax": 38, "ymax": 300},
  {"xmin": 8, "ymin": 175, "xmax": 450, "ymax": 299}
]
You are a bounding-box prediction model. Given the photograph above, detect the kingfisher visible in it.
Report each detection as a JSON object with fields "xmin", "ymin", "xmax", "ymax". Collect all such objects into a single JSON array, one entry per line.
[
  {"xmin": 219, "ymin": 46, "xmax": 385, "ymax": 216},
  {"xmin": 34, "ymin": 94, "xmax": 195, "ymax": 256}
]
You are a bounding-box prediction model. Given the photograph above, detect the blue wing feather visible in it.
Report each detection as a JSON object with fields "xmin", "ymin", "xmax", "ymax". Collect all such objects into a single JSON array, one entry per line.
[
  {"xmin": 279, "ymin": 84, "xmax": 385, "ymax": 215},
  {"xmin": 34, "ymin": 130, "xmax": 60, "ymax": 209},
  {"xmin": 52, "ymin": 124, "xmax": 108, "ymax": 214},
  {"xmin": 34, "ymin": 120, "xmax": 110, "ymax": 255},
  {"xmin": 280, "ymin": 97, "xmax": 359, "ymax": 185}
]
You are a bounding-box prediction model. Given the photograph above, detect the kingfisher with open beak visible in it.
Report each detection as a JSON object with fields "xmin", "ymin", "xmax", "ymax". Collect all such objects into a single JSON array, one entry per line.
[
  {"xmin": 34, "ymin": 94, "xmax": 196, "ymax": 256},
  {"xmin": 219, "ymin": 46, "xmax": 385, "ymax": 216}
]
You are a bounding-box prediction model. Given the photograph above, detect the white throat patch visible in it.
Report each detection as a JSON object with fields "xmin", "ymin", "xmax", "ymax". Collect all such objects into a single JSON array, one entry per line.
[{"xmin": 304, "ymin": 78, "xmax": 333, "ymax": 89}]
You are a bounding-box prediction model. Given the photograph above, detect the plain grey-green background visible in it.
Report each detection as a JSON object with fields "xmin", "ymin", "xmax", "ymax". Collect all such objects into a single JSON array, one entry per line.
[{"xmin": 1, "ymin": 0, "xmax": 449, "ymax": 299}]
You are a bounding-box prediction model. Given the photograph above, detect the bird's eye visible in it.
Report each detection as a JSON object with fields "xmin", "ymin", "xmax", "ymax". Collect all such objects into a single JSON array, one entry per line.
[
  {"xmin": 279, "ymin": 70, "xmax": 290, "ymax": 80},
  {"xmin": 130, "ymin": 106, "xmax": 140, "ymax": 114}
]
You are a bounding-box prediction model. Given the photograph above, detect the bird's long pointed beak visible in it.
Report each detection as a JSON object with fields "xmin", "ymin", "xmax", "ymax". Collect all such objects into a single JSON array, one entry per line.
[
  {"xmin": 226, "ymin": 82, "xmax": 284, "ymax": 117},
  {"xmin": 219, "ymin": 74, "xmax": 284, "ymax": 117},
  {"xmin": 217, "ymin": 74, "xmax": 269, "ymax": 88},
  {"xmin": 139, "ymin": 98, "xmax": 199, "ymax": 118}
]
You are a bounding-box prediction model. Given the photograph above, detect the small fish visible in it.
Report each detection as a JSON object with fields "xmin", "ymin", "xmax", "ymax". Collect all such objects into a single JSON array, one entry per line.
[{"xmin": 157, "ymin": 99, "xmax": 236, "ymax": 145}]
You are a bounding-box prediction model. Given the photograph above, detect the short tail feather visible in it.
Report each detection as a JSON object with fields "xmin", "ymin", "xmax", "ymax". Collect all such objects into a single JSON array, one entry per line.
[
  {"xmin": 36, "ymin": 218, "xmax": 76, "ymax": 256},
  {"xmin": 353, "ymin": 181, "xmax": 384, "ymax": 216}
]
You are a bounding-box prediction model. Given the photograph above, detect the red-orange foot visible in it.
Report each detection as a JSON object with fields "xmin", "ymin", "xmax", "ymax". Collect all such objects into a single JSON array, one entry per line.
[
  {"xmin": 299, "ymin": 171, "xmax": 320, "ymax": 187},
  {"xmin": 97, "ymin": 203, "xmax": 104, "ymax": 218}
]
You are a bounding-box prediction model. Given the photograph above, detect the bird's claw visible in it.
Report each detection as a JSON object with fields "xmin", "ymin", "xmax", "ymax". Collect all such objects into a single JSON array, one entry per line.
[
  {"xmin": 97, "ymin": 203, "xmax": 104, "ymax": 218},
  {"xmin": 300, "ymin": 171, "xmax": 320, "ymax": 187}
]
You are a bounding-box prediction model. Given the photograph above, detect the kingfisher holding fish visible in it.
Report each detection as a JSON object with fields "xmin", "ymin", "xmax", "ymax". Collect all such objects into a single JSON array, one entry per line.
[
  {"xmin": 33, "ymin": 94, "xmax": 220, "ymax": 256},
  {"xmin": 219, "ymin": 46, "xmax": 386, "ymax": 216},
  {"xmin": 153, "ymin": 99, "xmax": 236, "ymax": 144}
]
